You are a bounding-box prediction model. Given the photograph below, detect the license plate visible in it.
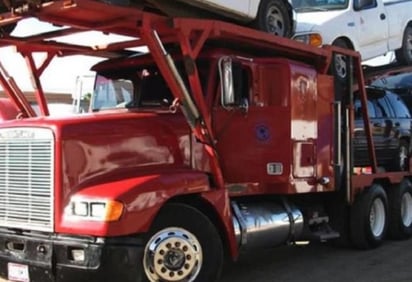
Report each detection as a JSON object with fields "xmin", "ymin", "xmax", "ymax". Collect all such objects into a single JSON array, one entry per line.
[{"xmin": 8, "ymin": 262, "xmax": 30, "ymax": 282}]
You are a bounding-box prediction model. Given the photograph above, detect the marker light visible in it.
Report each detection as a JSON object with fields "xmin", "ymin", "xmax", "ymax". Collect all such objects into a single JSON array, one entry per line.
[
  {"xmin": 71, "ymin": 249, "xmax": 85, "ymax": 262},
  {"xmin": 294, "ymin": 33, "xmax": 323, "ymax": 47}
]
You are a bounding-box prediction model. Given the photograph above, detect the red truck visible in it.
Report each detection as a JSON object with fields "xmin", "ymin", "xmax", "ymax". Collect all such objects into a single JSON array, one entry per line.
[{"xmin": 0, "ymin": 1, "xmax": 411, "ymax": 282}]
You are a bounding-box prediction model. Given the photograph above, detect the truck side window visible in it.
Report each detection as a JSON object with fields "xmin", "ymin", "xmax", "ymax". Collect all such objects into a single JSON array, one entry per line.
[
  {"xmin": 220, "ymin": 59, "xmax": 250, "ymax": 108},
  {"xmin": 92, "ymin": 76, "xmax": 133, "ymax": 111},
  {"xmin": 354, "ymin": 0, "xmax": 376, "ymax": 10},
  {"xmin": 232, "ymin": 63, "xmax": 250, "ymax": 106},
  {"xmin": 138, "ymin": 71, "xmax": 174, "ymax": 107}
]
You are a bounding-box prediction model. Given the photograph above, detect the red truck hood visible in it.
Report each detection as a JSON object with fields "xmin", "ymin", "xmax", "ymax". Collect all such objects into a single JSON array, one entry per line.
[{"xmin": 0, "ymin": 110, "xmax": 192, "ymax": 218}]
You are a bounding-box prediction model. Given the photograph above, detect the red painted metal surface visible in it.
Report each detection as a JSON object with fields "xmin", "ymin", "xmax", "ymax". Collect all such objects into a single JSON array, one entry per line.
[
  {"xmin": 0, "ymin": 98, "xmax": 19, "ymax": 120},
  {"xmin": 23, "ymin": 52, "xmax": 50, "ymax": 116},
  {"xmin": 0, "ymin": 61, "xmax": 36, "ymax": 118},
  {"xmin": 59, "ymin": 171, "xmax": 211, "ymax": 236},
  {"xmin": 213, "ymin": 58, "xmax": 335, "ymax": 195},
  {"xmin": 0, "ymin": 0, "xmax": 409, "ymax": 264}
]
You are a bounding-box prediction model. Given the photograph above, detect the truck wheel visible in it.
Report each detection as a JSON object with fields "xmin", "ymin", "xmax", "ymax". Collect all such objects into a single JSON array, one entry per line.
[
  {"xmin": 350, "ymin": 184, "xmax": 388, "ymax": 249},
  {"xmin": 143, "ymin": 203, "xmax": 223, "ymax": 282},
  {"xmin": 388, "ymin": 179, "xmax": 412, "ymax": 239},
  {"xmin": 253, "ymin": 0, "xmax": 292, "ymax": 38},
  {"xmin": 331, "ymin": 39, "xmax": 350, "ymax": 82},
  {"xmin": 395, "ymin": 26, "xmax": 412, "ymax": 65}
]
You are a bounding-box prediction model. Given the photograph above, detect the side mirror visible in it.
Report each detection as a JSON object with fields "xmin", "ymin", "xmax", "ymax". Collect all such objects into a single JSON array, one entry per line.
[{"xmin": 219, "ymin": 56, "xmax": 235, "ymax": 108}]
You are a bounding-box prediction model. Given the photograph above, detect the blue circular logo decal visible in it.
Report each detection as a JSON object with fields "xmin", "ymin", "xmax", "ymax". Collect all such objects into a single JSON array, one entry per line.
[{"xmin": 255, "ymin": 124, "xmax": 270, "ymax": 142}]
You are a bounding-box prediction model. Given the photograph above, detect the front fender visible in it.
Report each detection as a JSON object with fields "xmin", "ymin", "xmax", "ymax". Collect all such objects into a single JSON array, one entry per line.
[{"xmin": 58, "ymin": 170, "xmax": 211, "ymax": 236}]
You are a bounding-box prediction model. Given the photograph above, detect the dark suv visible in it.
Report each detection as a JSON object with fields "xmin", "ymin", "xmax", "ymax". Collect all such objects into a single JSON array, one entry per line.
[{"xmin": 354, "ymin": 87, "xmax": 412, "ymax": 171}]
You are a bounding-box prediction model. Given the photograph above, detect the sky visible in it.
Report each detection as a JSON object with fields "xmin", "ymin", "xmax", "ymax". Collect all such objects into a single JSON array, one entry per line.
[{"xmin": 0, "ymin": 18, "xmax": 131, "ymax": 95}]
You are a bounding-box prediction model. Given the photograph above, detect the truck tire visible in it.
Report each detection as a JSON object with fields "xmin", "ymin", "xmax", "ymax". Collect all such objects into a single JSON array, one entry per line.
[
  {"xmin": 395, "ymin": 26, "xmax": 412, "ymax": 65},
  {"xmin": 350, "ymin": 184, "xmax": 388, "ymax": 249},
  {"xmin": 253, "ymin": 0, "xmax": 292, "ymax": 38},
  {"xmin": 143, "ymin": 203, "xmax": 223, "ymax": 282},
  {"xmin": 388, "ymin": 179, "xmax": 412, "ymax": 239}
]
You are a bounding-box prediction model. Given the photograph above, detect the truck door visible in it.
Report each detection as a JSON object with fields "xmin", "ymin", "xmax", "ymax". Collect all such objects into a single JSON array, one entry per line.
[
  {"xmin": 352, "ymin": 0, "xmax": 388, "ymax": 58},
  {"xmin": 211, "ymin": 57, "xmax": 291, "ymax": 186}
]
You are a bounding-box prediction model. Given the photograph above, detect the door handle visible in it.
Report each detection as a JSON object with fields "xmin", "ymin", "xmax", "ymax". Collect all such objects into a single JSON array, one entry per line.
[
  {"xmin": 373, "ymin": 123, "xmax": 382, "ymax": 127},
  {"xmin": 380, "ymin": 13, "xmax": 386, "ymax": 20}
]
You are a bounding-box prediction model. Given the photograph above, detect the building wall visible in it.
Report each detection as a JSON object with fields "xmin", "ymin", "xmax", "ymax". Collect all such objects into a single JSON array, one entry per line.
[{"xmin": 0, "ymin": 91, "xmax": 72, "ymax": 104}]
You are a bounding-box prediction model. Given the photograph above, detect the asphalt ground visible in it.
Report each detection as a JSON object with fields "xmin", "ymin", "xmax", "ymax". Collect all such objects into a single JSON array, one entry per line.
[{"xmin": 220, "ymin": 240, "xmax": 412, "ymax": 282}]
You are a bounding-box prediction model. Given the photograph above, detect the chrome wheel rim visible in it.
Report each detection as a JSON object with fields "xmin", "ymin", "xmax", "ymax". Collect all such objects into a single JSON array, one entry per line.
[
  {"xmin": 401, "ymin": 192, "xmax": 412, "ymax": 227},
  {"xmin": 144, "ymin": 227, "xmax": 203, "ymax": 282},
  {"xmin": 369, "ymin": 198, "xmax": 385, "ymax": 237},
  {"xmin": 266, "ymin": 6, "xmax": 285, "ymax": 36}
]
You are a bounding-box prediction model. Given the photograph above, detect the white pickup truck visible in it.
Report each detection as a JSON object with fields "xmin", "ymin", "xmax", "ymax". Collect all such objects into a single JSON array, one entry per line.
[
  {"xmin": 292, "ymin": 0, "xmax": 412, "ymax": 76},
  {"xmin": 122, "ymin": 0, "xmax": 297, "ymax": 38},
  {"xmin": 168, "ymin": 0, "xmax": 296, "ymax": 37},
  {"xmin": 0, "ymin": 0, "xmax": 295, "ymax": 37}
]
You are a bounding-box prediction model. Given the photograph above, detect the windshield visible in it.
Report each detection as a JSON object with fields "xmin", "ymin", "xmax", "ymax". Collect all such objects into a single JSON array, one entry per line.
[
  {"xmin": 91, "ymin": 62, "xmax": 210, "ymax": 112},
  {"xmin": 292, "ymin": 0, "xmax": 348, "ymax": 11},
  {"xmin": 92, "ymin": 76, "xmax": 133, "ymax": 110},
  {"xmin": 91, "ymin": 68, "xmax": 175, "ymax": 111}
]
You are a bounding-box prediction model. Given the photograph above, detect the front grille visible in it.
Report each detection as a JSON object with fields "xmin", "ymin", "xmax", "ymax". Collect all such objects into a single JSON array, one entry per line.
[{"xmin": 0, "ymin": 128, "xmax": 54, "ymax": 232}]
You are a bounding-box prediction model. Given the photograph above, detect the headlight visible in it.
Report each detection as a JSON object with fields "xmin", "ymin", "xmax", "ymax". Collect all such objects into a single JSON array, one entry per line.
[
  {"xmin": 73, "ymin": 201, "xmax": 88, "ymax": 217},
  {"xmin": 65, "ymin": 198, "xmax": 124, "ymax": 222},
  {"xmin": 293, "ymin": 33, "xmax": 323, "ymax": 47}
]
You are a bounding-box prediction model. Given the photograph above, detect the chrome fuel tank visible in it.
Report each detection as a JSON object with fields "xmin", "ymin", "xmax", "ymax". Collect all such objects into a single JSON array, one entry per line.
[{"xmin": 232, "ymin": 201, "xmax": 304, "ymax": 251}]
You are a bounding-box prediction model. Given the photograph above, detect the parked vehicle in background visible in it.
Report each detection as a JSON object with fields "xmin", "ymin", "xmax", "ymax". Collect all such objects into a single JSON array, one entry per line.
[
  {"xmin": 291, "ymin": 0, "xmax": 412, "ymax": 78},
  {"xmin": 354, "ymin": 87, "xmax": 412, "ymax": 171},
  {"xmin": 0, "ymin": 0, "xmax": 296, "ymax": 38},
  {"xmin": 107, "ymin": 0, "xmax": 296, "ymax": 37},
  {"xmin": 370, "ymin": 70, "xmax": 412, "ymax": 107},
  {"xmin": 72, "ymin": 74, "xmax": 95, "ymax": 113}
]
